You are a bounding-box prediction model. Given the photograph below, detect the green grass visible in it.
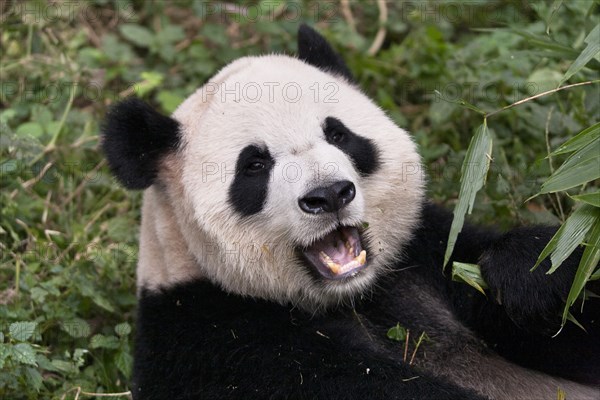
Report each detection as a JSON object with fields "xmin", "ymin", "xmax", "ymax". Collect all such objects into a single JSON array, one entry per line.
[{"xmin": 1, "ymin": 1, "xmax": 598, "ymax": 398}]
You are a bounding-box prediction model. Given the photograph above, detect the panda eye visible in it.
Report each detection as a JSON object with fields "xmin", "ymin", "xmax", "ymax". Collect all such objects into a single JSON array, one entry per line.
[
  {"xmin": 326, "ymin": 129, "xmax": 345, "ymax": 144},
  {"xmin": 246, "ymin": 161, "xmax": 266, "ymax": 173}
]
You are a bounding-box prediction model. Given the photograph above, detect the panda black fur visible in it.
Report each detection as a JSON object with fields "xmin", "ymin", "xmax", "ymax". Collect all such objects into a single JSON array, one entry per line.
[{"xmin": 102, "ymin": 25, "xmax": 600, "ymax": 400}]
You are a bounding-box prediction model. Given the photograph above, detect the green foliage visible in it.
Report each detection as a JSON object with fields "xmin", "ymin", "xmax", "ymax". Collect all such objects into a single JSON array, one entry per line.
[
  {"xmin": 386, "ymin": 323, "xmax": 407, "ymax": 342},
  {"xmin": 535, "ymin": 204, "xmax": 598, "ymax": 273},
  {"xmin": 533, "ymin": 124, "xmax": 600, "ymax": 325},
  {"xmin": 441, "ymin": 3, "xmax": 599, "ymax": 328},
  {"xmin": 561, "ymin": 23, "xmax": 600, "ymax": 84},
  {"xmin": 539, "ymin": 137, "xmax": 600, "ymax": 194},
  {"xmin": 443, "ymin": 122, "xmax": 493, "ymax": 268},
  {"xmin": 1, "ymin": 0, "xmax": 598, "ymax": 397},
  {"xmin": 451, "ymin": 262, "xmax": 488, "ymax": 296}
]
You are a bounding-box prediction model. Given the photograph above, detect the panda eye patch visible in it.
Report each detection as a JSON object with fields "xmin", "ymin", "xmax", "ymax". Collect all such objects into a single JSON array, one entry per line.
[{"xmin": 229, "ymin": 145, "xmax": 275, "ymax": 216}]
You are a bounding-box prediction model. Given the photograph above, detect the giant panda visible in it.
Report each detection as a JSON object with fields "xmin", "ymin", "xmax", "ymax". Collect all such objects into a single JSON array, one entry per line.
[{"xmin": 102, "ymin": 25, "xmax": 599, "ymax": 400}]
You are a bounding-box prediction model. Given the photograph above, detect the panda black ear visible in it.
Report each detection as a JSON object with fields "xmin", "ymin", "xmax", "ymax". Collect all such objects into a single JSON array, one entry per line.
[
  {"xmin": 101, "ymin": 98, "xmax": 180, "ymax": 190},
  {"xmin": 297, "ymin": 24, "xmax": 354, "ymax": 82}
]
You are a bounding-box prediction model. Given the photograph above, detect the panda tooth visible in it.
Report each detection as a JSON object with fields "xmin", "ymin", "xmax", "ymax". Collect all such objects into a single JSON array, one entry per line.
[
  {"xmin": 318, "ymin": 250, "xmax": 363, "ymax": 275},
  {"xmin": 327, "ymin": 261, "xmax": 341, "ymax": 274},
  {"xmin": 356, "ymin": 250, "xmax": 367, "ymax": 265},
  {"xmin": 319, "ymin": 251, "xmax": 332, "ymax": 263}
]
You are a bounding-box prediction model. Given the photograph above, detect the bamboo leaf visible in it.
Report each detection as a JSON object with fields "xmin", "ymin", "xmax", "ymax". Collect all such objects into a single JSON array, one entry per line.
[
  {"xmin": 533, "ymin": 204, "xmax": 599, "ymax": 272},
  {"xmin": 551, "ymin": 122, "xmax": 599, "ymax": 156},
  {"xmin": 570, "ymin": 191, "xmax": 600, "ymax": 207},
  {"xmin": 507, "ymin": 28, "xmax": 580, "ymax": 58},
  {"xmin": 562, "ymin": 214, "xmax": 600, "ymax": 325},
  {"xmin": 566, "ymin": 312, "xmax": 587, "ymax": 332},
  {"xmin": 444, "ymin": 123, "xmax": 493, "ymax": 268},
  {"xmin": 452, "ymin": 262, "xmax": 488, "ymax": 295},
  {"xmin": 540, "ymin": 140, "xmax": 600, "ymax": 194},
  {"xmin": 561, "ymin": 27, "xmax": 600, "ymax": 84}
]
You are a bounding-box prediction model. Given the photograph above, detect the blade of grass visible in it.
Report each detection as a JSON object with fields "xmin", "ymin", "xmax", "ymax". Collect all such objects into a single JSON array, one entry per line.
[{"xmin": 444, "ymin": 122, "xmax": 493, "ymax": 268}]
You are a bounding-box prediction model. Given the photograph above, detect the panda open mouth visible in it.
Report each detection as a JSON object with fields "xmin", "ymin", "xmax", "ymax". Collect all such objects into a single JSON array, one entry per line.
[{"xmin": 301, "ymin": 227, "xmax": 367, "ymax": 280}]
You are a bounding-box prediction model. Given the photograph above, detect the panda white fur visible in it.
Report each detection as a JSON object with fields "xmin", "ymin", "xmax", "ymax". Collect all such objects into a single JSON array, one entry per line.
[{"xmin": 102, "ymin": 25, "xmax": 599, "ymax": 400}]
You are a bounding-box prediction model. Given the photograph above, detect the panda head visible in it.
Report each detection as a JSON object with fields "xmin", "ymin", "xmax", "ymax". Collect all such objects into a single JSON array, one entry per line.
[{"xmin": 102, "ymin": 25, "xmax": 424, "ymax": 310}]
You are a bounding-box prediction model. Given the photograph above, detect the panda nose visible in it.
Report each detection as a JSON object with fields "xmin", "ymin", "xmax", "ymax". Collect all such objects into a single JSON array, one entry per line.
[{"xmin": 298, "ymin": 181, "xmax": 356, "ymax": 214}]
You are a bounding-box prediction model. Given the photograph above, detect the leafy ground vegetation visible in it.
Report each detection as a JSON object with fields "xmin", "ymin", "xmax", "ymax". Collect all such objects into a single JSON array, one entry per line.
[{"xmin": 0, "ymin": 0, "xmax": 598, "ymax": 398}]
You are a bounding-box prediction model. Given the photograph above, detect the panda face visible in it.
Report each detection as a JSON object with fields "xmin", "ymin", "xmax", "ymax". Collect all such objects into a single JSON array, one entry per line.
[
  {"xmin": 168, "ymin": 55, "xmax": 424, "ymax": 309},
  {"xmin": 103, "ymin": 26, "xmax": 424, "ymax": 310}
]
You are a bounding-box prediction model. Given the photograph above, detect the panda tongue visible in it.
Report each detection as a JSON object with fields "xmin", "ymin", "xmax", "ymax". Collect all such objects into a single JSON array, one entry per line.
[{"xmin": 303, "ymin": 227, "xmax": 367, "ymax": 279}]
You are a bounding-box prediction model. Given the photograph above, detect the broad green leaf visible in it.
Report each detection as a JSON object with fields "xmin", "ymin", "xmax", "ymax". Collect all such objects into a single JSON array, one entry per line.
[
  {"xmin": 9, "ymin": 321, "xmax": 37, "ymax": 341},
  {"xmin": 90, "ymin": 334, "xmax": 120, "ymax": 349},
  {"xmin": 24, "ymin": 367, "xmax": 43, "ymax": 391},
  {"xmin": 11, "ymin": 343, "xmax": 37, "ymax": 366},
  {"xmin": 16, "ymin": 122, "xmax": 44, "ymax": 138},
  {"xmin": 444, "ymin": 123, "xmax": 493, "ymax": 267},
  {"xmin": 387, "ymin": 323, "xmax": 407, "ymax": 341},
  {"xmin": 119, "ymin": 24, "xmax": 155, "ymax": 48},
  {"xmin": 551, "ymin": 122, "xmax": 599, "ymax": 156},
  {"xmin": 570, "ymin": 191, "xmax": 600, "ymax": 207},
  {"xmin": 561, "ymin": 23, "xmax": 600, "ymax": 84},
  {"xmin": 562, "ymin": 214, "xmax": 600, "ymax": 325},
  {"xmin": 452, "ymin": 262, "xmax": 488, "ymax": 295},
  {"xmin": 528, "ymin": 68, "xmax": 562, "ymax": 93},
  {"xmin": 533, "ymin": 204, "xmax": 598, "ymax": 272},
  {"xmin": 114, "ymin": 322, "xmax": 132, "ymax": 337},
  {"xmin": 60, "ymin": 318, "xmax": 90, "ymax": 338},
  {"xmin": 540, "ymin": 140, "xmax": 600, "ymax": 194},
  {"xmin": 115, "ymin": 350, "xmax": 133, "ymax": 377},
  {"xmin": 0, "ymin": 109, "xmax": 17, "ymax": 124},
  {"xmin": 160, "ymin": 25, "xmax": 185, "ymax": 43},
  {"xmin": 50, "ymin": 359, "xmax": 76, "ymax": 374}
]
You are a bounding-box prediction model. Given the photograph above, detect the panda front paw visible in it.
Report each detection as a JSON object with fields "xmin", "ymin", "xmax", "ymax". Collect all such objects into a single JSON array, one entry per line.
[{"xmin": 479, "ymin": 226, "xmax": 579, "ymax": 335}]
